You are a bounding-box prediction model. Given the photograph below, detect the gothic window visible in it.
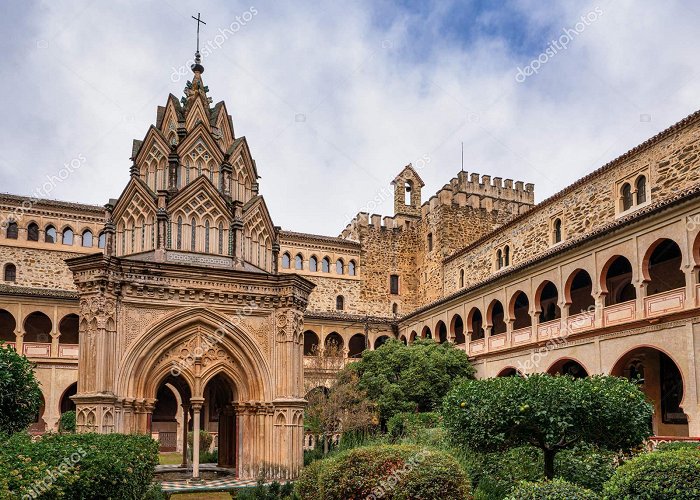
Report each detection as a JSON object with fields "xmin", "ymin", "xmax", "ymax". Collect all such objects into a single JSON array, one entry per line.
[
  {"xmin": 176, "ymin": 217, "xmax": 182, "ymax": 250},
  {"xmin": 82, "ymin": 230, "xmax": 93, "ymax": 247},
  {"xmin": 621, "ymin": 183, "xmax": 633, "ymax": 211},
  {"xmin": 322, "ymin": 257, "xmax": 330, "ymax": 273},
  {"xmin": 348, "ymin": 260, "xmax": 356, "ymax": 276},
  {"xmin": 205, "ymin": 220, "xmax": 210, "ymax": 253},
  {"xmin": 390, "ymin": 274, "xmax": 400, "ymax": 295},
  {"xmin": 4, "ymin": 263, "xmax": 16, "ymax": 282},
  {"xmin": 45, "ymin": 225, "xmax": 56, "ymax": 243},
  {"xmin": 185, "ymin": 164, "xmax": 190, "ymax": 184},
  {"xmin": 209, "ymin": 167, "xmax": 214, "ymax": 184},
  {"xmin": 130, "ymin": 226, "xmax": 135, "ymax": 252},
  {"xmin": 6, "ymin": 222, "xmax": 18, "ymax": 239},
  {"xmin": 98, "ymin": 232, "xmax": 106, "ymax": 249},
  {"xmin": 62, "ymin": 227, "xmax": 74, "ymax": 245},
  {"xmin": 497, "ymin": 249, "xmax": 503, "ymax": 269},
  {"xmin": 144, "ymin": 168, "xmax": 150, "ymax": 188},
  {"xmin": 459, "ymin": 269, "xmax": 465, "ymax": 288},
  {"xmin": 218, "ymin": 222, "xmax": 224, "ymax": 254},
  {"xmin": 282, "ymin": 253, "xmax": 291, "ymax": 269},
  {"xmin": 309, "ymin": 256, "xmax": 318, "ymax": 272},
  {"xmin": 636, "ymin": 175, "xmax": 647, "ymax": 204},
  {"xmin": 140, "ymin": 223, "xmax": 145, "ymax": 251},
  {"xmin": 504, "ymin": 246, "xmax": 510, "ymax": 266},
  {"xmin": 336, "ymin": 295, "xmax": 344, "ymax": 311},
  {"xmin": 336, "ymin": 259, "xmax": 344, "ymax": 274},
  {"xmin": 295, "ymin": 254, "xmax": 303, "ymax": 270},
  {"xmin": 190, "ymin": 218, "xmax": 196, "ymax": 251},
  {"xmin": 121, "ymin": 229, "xmax": 125, "ymax": 255},
  {"xmin": 553, "ymin": 218, "xmax": 562, "ymax": 244},
  {"xmin": 27, "ymin": 223, "xmax": 39, "ymax": 241}
]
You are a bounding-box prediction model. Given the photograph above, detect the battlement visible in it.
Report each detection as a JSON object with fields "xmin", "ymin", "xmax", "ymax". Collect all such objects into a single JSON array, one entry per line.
[{"xmin": 451, "ymin": 171, "xmax": 535, "ymax": 204}]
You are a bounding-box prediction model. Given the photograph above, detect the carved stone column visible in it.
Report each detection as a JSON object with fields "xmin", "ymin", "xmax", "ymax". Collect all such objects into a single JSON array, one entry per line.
[
  {"xmin": 168, "ymin": 143, "xmax": 180, "ymax": 193},
  {"xmin": 180, "ymin": 403, "xmax": 190, "ymax": 468},
  {"xmin": 190, "ymin": 398, "xmax": 204, "ymax": 481}
]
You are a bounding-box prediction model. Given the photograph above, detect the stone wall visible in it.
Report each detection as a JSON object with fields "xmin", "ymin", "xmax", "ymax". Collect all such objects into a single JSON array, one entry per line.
[
  {"xmin": 0, "ymin": 246, "xmax": 79, "ymax": 289},
  {"xmin": 443, "ymin": 112, "xmax": 700, "ymax": 294}
]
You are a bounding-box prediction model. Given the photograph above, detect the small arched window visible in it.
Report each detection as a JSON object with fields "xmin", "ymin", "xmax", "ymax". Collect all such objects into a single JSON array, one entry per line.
[
  {"xmin": 282, "ymin": 253, "xmax": 291, "ymax": 269},
  {"xmin": 98, "ymin": 232, "xmax": 106, "ymax": 249},
  {"xmin": 336, "ymin": 295, "xmax": 344, "ymax": 311},
  {"xmin": 4, "ymin": 263, "xmax": 16, "ymax": 282},
  {"xmin": 45, "ymin": 225, "xmax": 57, "ymax": 244},
  {"xmin": 62, "ymin": 227, "xmax": 74, "ymax": 245},
  {"xmin": 27, "ymin": 223, "xmax": 39, "ymax": 242},
  {"xmin": 218, "ymin": 222, "xmax": 224, "ymax": 254},
  {"xmin": 497, "ymin": 249, "xmax": 503, "ymax": 269},
  {"xmin": 295, "ymin": 254, "xmax": 303, "ymax": 270},
  {"xmin": 309, "ymin": 256, "xmax": 318, "ymax": 272},
  {"xmin": 176, "ymin": 217, "xmax": 183, "ymax": 250},
  {"xmin": 336, "ymin": 259, "xmax": 344, "ymax": 275},
  {"xmin": 322, "ymin": 257, "xmax": 330, "ymax": 273},
  {"xmin": 82, "ymin": 230, "xmax": 93, "ymax": 247},
  {"xmin": 504, "ymin": 246, "xmax": 510, "ymax": 266},
  {"xmin": 392, "ymin": 303, "xmax": 399, "ymax": 315},
  {"xmin": 621, "ymin": 183, "xmax": 633, "ymax": 211},
  {"xmin": 636, "ymin": 176, "xmax": 647, "ymax": 204},
  {"xmin": 427, "ymin": 233, "xmax": 433, "ymax": 251},
  {"xmin": 6, "ymin": 222, "xmax": 18, "ymax": 239},
  {"xmin": 348, "ymin": 260, "xmax": 356, "ymax": 276},
  {"xmin": 204, "ymin": 220, "xmax": 210, "ymax": 253},
  {"xmin": 404, "ymin": 180, "xmax": 413, "ymax": 205},
  {"xmin": 553, "ymin": 218, "xmax": 562, "ymax": 244},
  {"xmin": 459, "ymin": 269, "xmax": 465, "ymax": 288},
  {"xmin": 190, "ymin": 218, "xmax": 196, "ymax": 251}
]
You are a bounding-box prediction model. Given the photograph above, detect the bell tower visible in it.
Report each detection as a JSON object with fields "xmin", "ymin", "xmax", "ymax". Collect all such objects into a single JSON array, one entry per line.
[{"xmin": 392, "ymin": 164, "xmax": 425, "ymax": 217}]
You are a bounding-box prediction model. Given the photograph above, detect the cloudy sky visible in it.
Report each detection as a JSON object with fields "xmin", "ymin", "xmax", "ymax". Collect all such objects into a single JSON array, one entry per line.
[{"xmin": 1, "ymin": 1, "xmax": 699, "ymax": 235}]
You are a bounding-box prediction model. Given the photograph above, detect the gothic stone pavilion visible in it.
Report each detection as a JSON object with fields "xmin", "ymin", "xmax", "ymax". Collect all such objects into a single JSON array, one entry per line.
[{"xmin": 2, "ymin": 53, "xmax": 700, "ymax": 479}]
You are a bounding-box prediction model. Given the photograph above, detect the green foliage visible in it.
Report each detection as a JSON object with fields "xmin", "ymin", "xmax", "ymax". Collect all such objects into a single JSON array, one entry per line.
[
  {"xmin": 505, "ymin": 479, "xmax": 598, "ymax": 500},
  {"xmin": 0, "ymin": 432, "xmax": 159, "ymax": 499},
  {"xmin": 0, "ymin": 343, "xmax": 43, "ymax": 435},
  {"xmin": 142, "ymin": 482, "xmax": 168, "ymax": 500},
  {"xmin": 237, "ymin": 479, "xmax": 297, "ymax": 499},
  {"xmin": 654, "ymin": 440, "xmax": 700, "ymax": 452},
  {"xmin": 295, "ymin": 444, "xmax": 471, "ymax": 500},
  {"xmin": 555, "ymin": 444, "xmax": 616, "ymax": 493},
  {"xmin": 200, "ymin": 448, "xmax": 218, "ymax": 463},
  {"xmin": 442, "ymin": 374, "xmax": 652, "ymax": 478},
  {"xmin": 387, "ymin": 411, "xmax": 442, "ymax": 441},
  {"xmin": 355, "ymin": 339, "xmax": 474, "ymax": 423},
  {"xmin": 58, "ymin": 411, "xmax": 76, "ymax": 433},
  {"xmin": 187, "ymin": 430, "xmax": 214, "ymax": 457},
  {"xmin": 603, "ymin": 448, "xmax": 700, "ymax": 499}
]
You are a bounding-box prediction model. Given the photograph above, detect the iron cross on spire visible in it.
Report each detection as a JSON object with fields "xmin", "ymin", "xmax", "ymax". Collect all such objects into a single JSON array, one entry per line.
[{"xmin": 191, "ymin": 12, "xmax": 206, "ymax": 53}]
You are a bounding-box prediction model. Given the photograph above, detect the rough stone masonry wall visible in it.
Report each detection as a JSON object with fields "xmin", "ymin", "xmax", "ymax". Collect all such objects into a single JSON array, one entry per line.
[
  {"xmin": 0, "ymin": 246, "xmax": 79, "ymax": 289},
  {"xmin": 417, "ymin": 203, "xmax": 518, "ymax": 305},
  {"xmin": 443, "ymin": 115, "xmax": 700, "ymax": 293},
  {"xmin": 356, "ymin": 223, "xmax": 421, "ymax": 316},
  {"xmin": 304, "ymin": 275, "xmax": 362, "ymax": 314}
]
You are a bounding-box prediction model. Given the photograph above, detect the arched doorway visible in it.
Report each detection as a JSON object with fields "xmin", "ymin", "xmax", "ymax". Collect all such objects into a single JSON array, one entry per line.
[
  {"xmin": 644, "ymin": 239, "xmax": 685, "ymax": 295},
  {"xmin": 450, "ymin": 314, "xmax": 465, "ymax": 344},
  {"xmin": 436, "ymin": 321, "xmax": 447, "ymax": 343},
  {"xmin": 60, "ymin": 382, "xmax": 78, "ymax": 414},
  {"xmin": 611, "ymin": 347, "xmax": 688, "ymax": 437},
  {"xmin": 566, "ymin": 269, "xmax": 595, "ymax": 313},
  {"xmin": 421, "ymin": 325, "xmax": 432, "ymax": 339},
  {"xmin": 348, "ymin": 334, "xmax": 366, "ymax": 358},
  {"xmin": 468, "ymin": 308, "xmax": 485, "ymax": 340},
  {"xmin": 488, "ymin": 300, "xmax": 506, "ymax": 335},
  {"xmin": 547, "ymin": 358, "xmax": 588, "ymax": 378},
  {"xmin": 202, "ymin": 373, "xmax": 237, "ymax": 467},
  {"xmin": 0, "ymin": 309, "xmax": 16, "ymax": 342},
  {"xmin": 303, "ymin": 330, "xmax": 319, "ymax": 356},
  {"xmin": 509, "ymin": 291, "xmax": 531, "ymax": 329},
  {"xmin": 374, "ymin": 335, "xmax": 389, "ymax": 349},
  {"xmin": 59, "ymin": 314, "xmax": 79, "ymax": 345},
  {"xmin": 602, "ymin": 256, "xmax": 636, "ymax": 306},
  {"xmin": 23, "ymin": 311, "xmax": 52, "ymax": 343},
  {"xmin": 497, "ymin": 367, "xmax": 523, "ymax": 377},
  {"xmin": 536, "ymin": 281, "xmax": 561, "ymax": 322}
]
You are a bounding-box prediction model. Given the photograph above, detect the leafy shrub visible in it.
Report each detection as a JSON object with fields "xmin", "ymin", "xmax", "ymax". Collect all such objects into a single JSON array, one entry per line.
[
  {"xmin": 0, "ymin": 432, "xmax": 159, "ymax": 499},
  {"xmin": 0, "ymin": 342, "xmax": 43, "ymax": 435},
  {"xmin": 505, "ymin": 479, "xmax": 598, "ymax": 499},
  {"xmin": 387, "ymin": 411, "xmax": 442, "ymax": 441},
  {"xmin": 142, "ymin": 482, "xmax": 168, "ymax": 500},
  {"xmin": 200, "ymin": 448, "xmax": 218, "ymax": 464},
  {"xmin": 296, "ymin": 444, "xmax": 471, "ymax": 499},
  {"xmin": 237, "ymin": 479, "xmax": 297, "ymax": 499},
  {"xmin": 654, "ymin": 440, "xmax": 700, "ymax": 452},
  {"xmin": 603, "ymin": 448, "xmax": 700, "ymax": 499},
  {"xmin": 58, "ymin": 410, "xmax": 76, "ymax": 433},
  {"xmin": 555, "ymin": 444, "xmax": 616, "ymax": 492},
  {"xmin": 187, "ymin": 430, "xmax": 213, "ymax": 458}
]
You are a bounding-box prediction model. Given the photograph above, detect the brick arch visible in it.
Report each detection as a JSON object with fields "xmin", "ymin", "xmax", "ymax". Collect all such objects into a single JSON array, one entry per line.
[
  {"xmin": 467, "ymin": 307, "xmax": 484, "ymax": 340},
  {"xmin": 508, "ymin": 290, "xmax": 531, "ymax": 329},
  {"xmin": 435, "ymin": 321, "xmax": 447, "ymax": 343},
  {"xmin": 546, "ymin": 357, "xmax": 589, "ymax": 378},
  {"xmin": 693, "ymin": 231, "xmax": 700, "ymax": 266},
  {"xmin": 420, "ymin": 325, "xmax": 432, "ymax": 339},
  {"xmin": 564, "ymin": 268, "xmax": 595, "ymax": 314},
  {"xmin": 486, "ymin": 299, "xmax": 506, "ymax": 335},
  {"xmin": 450, "ymin": 314, "xmax": 465, "ymax": 344},
  {"xmin": 497, "ymin": 366, "xmax": 523, "ymax": 377},
  {"xmin": 641, "ymin": 238, "xmax": 685, "ymax": 293}
]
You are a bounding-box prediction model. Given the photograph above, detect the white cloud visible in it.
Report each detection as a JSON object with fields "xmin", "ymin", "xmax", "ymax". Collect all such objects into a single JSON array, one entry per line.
[{"xmin": 0, "ymin": 0, "xmax": 698, "ymax": 235}]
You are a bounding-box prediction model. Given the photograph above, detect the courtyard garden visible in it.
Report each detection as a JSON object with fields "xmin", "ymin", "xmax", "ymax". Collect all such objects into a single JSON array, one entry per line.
[{"xmin": 3, "ymin": 339, "xmax": 700, "ymax": 498}]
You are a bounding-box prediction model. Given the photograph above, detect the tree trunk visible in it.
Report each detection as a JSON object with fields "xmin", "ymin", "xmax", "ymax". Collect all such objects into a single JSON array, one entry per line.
[{"xmin": 544, "ymin": 449, "xmax": 555, "ymax": 480}]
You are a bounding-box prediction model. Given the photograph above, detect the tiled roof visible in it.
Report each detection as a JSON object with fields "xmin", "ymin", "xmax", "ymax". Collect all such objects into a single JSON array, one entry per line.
[
  {"xmin": 403, "ymin": 184, "xmax": 700, "ymax": 321},
  {"xmin": 0, "ymin": 284, "xmax": 78, "ymax": 299},
  {"xmin": 446, "ymin": 107, "xmax": 700, "ymax": 264},
  {"xmin": 280, "ymin": 230, "xmax": 361, "ymax": 248},
  {"xmin": 0, "ymin": 193, "xmax": 104, "ymax": 214},
  {"xmin": 305, "ymin": 310, "xmax": 396, "ymax": 324}
]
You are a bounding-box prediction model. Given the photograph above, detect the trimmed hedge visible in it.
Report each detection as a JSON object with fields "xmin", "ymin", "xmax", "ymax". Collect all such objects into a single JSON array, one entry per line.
[
  {"xmin": 58, "ymin": 411, "xmax": 76, "ymax": 433},
  {"xmin": 654, "ymin": 440, "xmax": 700, "ymax": 452},
  {"xmin": 506, "ymin": 479, "xmax": 598, "ymax": 499},
  {"xmin": 295, "ymin": 444, "xmax": 471, "ymax": 500},
  {"xmin": 0, "ymin": 432, "xmax": 159, "ymax": 499},
  {"xmin": 603, "ymin": 448, "xmax": 700, "ymax": 499}
]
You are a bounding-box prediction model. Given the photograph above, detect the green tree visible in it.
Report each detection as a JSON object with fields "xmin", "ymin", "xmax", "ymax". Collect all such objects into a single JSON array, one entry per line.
[
  {"xmin": 0, "ymin": 343, "xmax": 42, "ymax": 435},
  {"xmin": 354, "ymin": 338, "xmax": 474, "ymax": 423},
  {"xmin": 441, "ymin": 374, "xmax": 652, "ymax": 479}
]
